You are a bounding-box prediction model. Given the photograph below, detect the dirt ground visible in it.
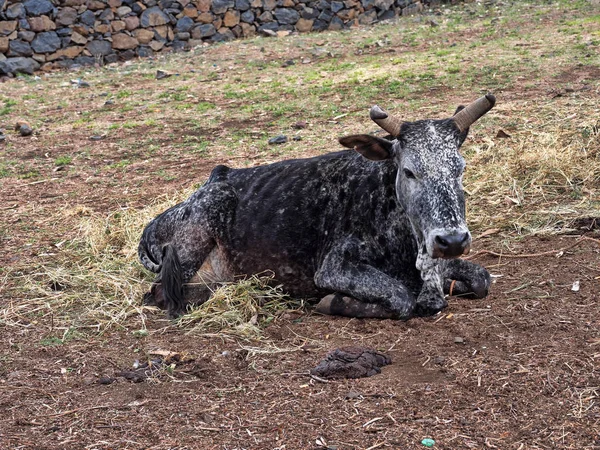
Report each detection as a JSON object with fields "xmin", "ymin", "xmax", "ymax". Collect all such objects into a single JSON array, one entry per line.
[
  {"xmin": 2, "ymin": 233, "xmax": 600, "ymax": 449},
  {"xmin": 2, "ymin": 1, "xmax": 600, "ymax": 449}
]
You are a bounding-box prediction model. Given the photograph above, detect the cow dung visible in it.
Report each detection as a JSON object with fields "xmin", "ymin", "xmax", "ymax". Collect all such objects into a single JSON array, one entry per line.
[{"xmin": 310, "ymin": 346, "xmax": 391, "ymax": 379}]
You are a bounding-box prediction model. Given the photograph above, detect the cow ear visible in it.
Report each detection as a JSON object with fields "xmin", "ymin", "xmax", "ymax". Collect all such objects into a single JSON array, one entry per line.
[{"xmin": 339, "ymin": 134, "xmax": 394, "ymax": 161}]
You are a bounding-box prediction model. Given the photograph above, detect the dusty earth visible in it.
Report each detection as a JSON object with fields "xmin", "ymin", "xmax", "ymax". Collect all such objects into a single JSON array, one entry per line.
[{"xmin": 1, "ymin": 1, "xmax": 600, "ymax": 449}]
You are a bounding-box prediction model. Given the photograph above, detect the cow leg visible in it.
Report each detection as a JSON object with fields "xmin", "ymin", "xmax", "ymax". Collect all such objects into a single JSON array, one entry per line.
[
  {"xmin": 441, "ymin": 259, "xmax": 491, "ymax": 299},
  {"xmin": 141, "ymin": 182, "xmax": 238, "ymax": 317},
  {"xmin": 314, "ymin": 244, "xmax": 416, "ymax": 319}
]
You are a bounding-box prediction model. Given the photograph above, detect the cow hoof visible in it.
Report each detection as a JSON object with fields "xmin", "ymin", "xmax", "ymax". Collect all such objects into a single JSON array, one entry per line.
[{"xmin": 316, "ymin": 294, "xmax": 400, "ymax": 319}]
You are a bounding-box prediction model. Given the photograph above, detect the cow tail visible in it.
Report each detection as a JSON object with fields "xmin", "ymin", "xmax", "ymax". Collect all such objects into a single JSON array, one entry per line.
[{"xmin": 160, "ymin": 243, "xmax": 186, "ymax": 318}]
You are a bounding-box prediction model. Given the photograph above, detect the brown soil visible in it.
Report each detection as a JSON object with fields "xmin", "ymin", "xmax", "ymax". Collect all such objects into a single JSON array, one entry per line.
[
  {"xmin": 2, "ymin": 3, "xmax": 600, "ymax": 449},
  {"xmin": 1, "ymin": 234, "xmax": 599, "ymax": 449}
]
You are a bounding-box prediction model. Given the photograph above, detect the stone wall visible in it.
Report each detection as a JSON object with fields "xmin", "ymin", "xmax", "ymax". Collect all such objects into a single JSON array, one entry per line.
[{"xmin": 0, "ymin": 0, "xmax": 448, "ymax": 76}]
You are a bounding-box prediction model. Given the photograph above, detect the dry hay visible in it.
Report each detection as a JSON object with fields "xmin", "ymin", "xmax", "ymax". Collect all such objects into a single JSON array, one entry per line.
[{"xmin": 466, "ymin": 96, "xmax": 600, "ymax": 236}]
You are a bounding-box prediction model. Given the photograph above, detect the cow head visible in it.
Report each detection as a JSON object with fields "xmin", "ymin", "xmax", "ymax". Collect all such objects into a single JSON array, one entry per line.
[{"xmin": 340, "ymin": 94, "xmax": 495, "ymax": 259}]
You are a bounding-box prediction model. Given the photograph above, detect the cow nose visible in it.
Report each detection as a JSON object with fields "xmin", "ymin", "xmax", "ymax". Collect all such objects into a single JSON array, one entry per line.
[{"xmin": 434, "ymin": 232, "xmax": 470, "ymax": 257}]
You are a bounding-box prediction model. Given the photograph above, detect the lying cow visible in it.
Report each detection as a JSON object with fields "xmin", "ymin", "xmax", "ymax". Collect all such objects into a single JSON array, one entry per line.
[{"xmin": 139, "ymin": 94, "xmax": 495, "ymax": 319}]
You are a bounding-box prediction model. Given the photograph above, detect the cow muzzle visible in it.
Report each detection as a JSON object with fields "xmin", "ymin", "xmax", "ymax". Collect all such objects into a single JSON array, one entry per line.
[{"xmin": 431, "ymin": 231, "xmax": 471, "ymax": 258}]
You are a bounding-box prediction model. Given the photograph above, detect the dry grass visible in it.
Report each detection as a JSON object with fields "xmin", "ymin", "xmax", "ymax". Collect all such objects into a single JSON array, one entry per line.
[{"xmin": 178, "ymin": 274, "xmax": 303, "ymax": 338}]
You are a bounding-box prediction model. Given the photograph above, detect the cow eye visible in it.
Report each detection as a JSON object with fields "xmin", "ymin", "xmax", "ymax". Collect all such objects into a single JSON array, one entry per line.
[{"xmin": 403, "ymin": 168, "xmax": 416, "ymax": 179}]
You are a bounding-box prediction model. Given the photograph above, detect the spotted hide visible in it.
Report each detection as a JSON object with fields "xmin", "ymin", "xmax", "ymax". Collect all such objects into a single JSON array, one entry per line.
[{"xmin": 139, "ymin": 95, "xmax": 496, "ymax": 319}]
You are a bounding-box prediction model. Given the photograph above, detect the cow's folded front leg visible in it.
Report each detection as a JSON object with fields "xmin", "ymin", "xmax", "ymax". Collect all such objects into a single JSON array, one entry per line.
[
  {"xmin": 414, "ymin": 248, "xmax": 447, "ymax": 317},
  {"xmin": 441, "ymin": 259, "xmax": 491, "ymax": 299},
  {"xmin": 314, "ymin": 251, "xmax": 416, "ymax": 320}
]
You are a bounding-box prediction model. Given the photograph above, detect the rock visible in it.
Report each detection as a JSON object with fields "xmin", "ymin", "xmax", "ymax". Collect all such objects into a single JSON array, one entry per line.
[
  {"xmin": 31, "ymin": 32, "xmax": 61, "ymax": 53},
  {"xmin": 262, "ymin": 0, "xmax": 276, "ymax": 11},
  {"xmin": 301, "ymin": 6, "xmax": 317, "ymax": 19},
  {"xmin": 140, "ymin": 6, "xmax": 170, "ymax": 27},
  {"xmin": 292, "ymin": 136, "xmax": 302, "ymax": 141},
  {"xmin": 23, "ymin": 0, "xmax": 54, "ymax": 16},
  {"xmin": 124, "ymin": 16, "xmax": 140, "ymax": 30},
  {"xmin": 211, "ymin": 0, "xmax": 234, "ymax": 14},
  {"xmin": 295, "ymin": 18, "xmax": 313, "ymax": 32},
  {"xmin": 239, "ymin": 22, "xmax": 255, "ymax": 37},
  {"xmin": 337, "ymin": 8, "xmax": 356, "ymax": 21},
  {"xmin": 111, "ymin": 33, "xmax": 139, "ymax": 50},
  {"xmin": 108, "ymin": 0, "xmax": 123, "ymax": 7},
  {"xmin": 292, "ymin": 121, "xmax": 307, "ymax": 129},
  {"xmin": 149, "ymin": 40, "xmax": 164, "ymax": 51},
  {"xmin": 8, "ymin": 40, "xmax": 33, "ymax": 57},
  {"xmin": 191, "ymin": 23, "xmax": 216, "ymax": 38},
  {"xmin": 47, "ymin": 46, "xmax": 84, "ymax": 61},
  {"xmin": 454, "ymin": 336, "xmax": 464, "ymax": 344},
  {"xmin": 328, "ymin": 16, "xmax": 344, "ymax": 30},
  {"xmin": 176, "ymin": 32, "xmax": 190, "ymax": 40},
  {"xmin": 232, "ymin": 0, "xmax": 249, "ymax": 10},
  {"xmin": 133, "ymin": 29, "xmax": 154, "ymax": 44},
  {"xmin": 86, "ymin": 40, "xmax": 113, "ymax": 56},
  {"xmin": 274, "ymin": 8, "xmax": 299, "ymax": 24},
  {"xmin": 117, "ymin": 6, "xmax": 133, "ymax": 16},
  {"xmin": 331, "ymin": 1, "xmax": 344, "ymax": 12},
  {"xmin": 223, "ymin": 10, "xmax": 240, "ymax": 27},
  {"xmin": 27, "ymin": 15, "xmax": 56, "ymax": 32},
  {"xmin": 197, "ymin": 12, "xmax": 214, "ymax": 23},
  {"xmin": 56, "ymin": 7, "xmax": 78, "ymax": 26},
  {"xmin": 0, "ymin": 21, "xmax": 18, "ymax": 36},
  {"xmin": 111, "ymin": 20, "xmax": 127, "ymax": 32},
  {"xmin": 183, "ymin": 4, "xmax": 199, "ymax": 17},
  {"xmin": 79, "ymin": 10, "xmax": 96, "ymax": 27},
  {"xmin": 258, "ymin": 23, "xmax": 278, "ymax": 35},
  {"xmin": 311, "ymin": 347, "xmax": 392, "ymax": 379},
  {"xmin": 240, "ymin": 10, "xmax": 254, "ymax": 23},
  {"xmin": 16, "ymin": 122, "xmax": 33, "ymax": 137},
  {"xmin": 175, "ymin": 16, "xmax": 195, "ymax": 32},
  {"xmin": 154, "ymin": 25, "xmax": 174, "ymax": 40},
  {"xmin": 268, "ymin": 135, "xmax": 288, "ymax": 144},
  {"xmin": 0, "ymin": 37, "xmax": 8, "ymax": 53},
  {"xmin": 6, "ymin": 3, "xmax": 26, "ymax": 20},
  {"xmin": 156, "ymin": 69, "xmax": 171, "ymax": 79},
  {"xmin": 70, "ymin": 31, "xmax": 88, "ymax": 45},
  {"xmin": 258, "ymin": 11, "xmax": 273, "ymax": 22},
  {"xmin": 87, "ymin": 0, "xmax": 106, "ymax": 10},
  {"xmin": 56, "ymin": 28, "xmax": 72, "ymax": 37},
  {"xmin": 197, "ymin": 0, "xmax": 212, "ymax": 12},
  {"xmin": 95, "ymin": 23, "xmax": 111, "ymax": 34}
]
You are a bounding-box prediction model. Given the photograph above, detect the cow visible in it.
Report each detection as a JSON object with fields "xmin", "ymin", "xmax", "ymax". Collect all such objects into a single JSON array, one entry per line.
[{"xmin": 139, "ymin": 94, "xmax": 496, "ymax": 320}]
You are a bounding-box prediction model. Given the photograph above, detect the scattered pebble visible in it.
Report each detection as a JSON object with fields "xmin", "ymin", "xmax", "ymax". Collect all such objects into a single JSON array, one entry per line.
[
  {"xmin": 345, "ymin": 391, "xmax": 362, "ymax": 399},
  {"xmin": 292, "ymin": 136, "xmax": 302, "ymax": 141},
  {"xmin": 282, "ymin": 60, "xmax": 295, "ymax": 67},
  {"xmin": 454, "ymin": 336, "xmax": 464, "ymax": 344},
  {"xmin": 89, "ymin": 135, "xmax": 106, "ymax": 141},
  {"xmin": 15, "ymin": 121, "xmax": 33, "ymax": 136},
  {"xmin": 156, "ymin": 70, "xmax": 171, "ymax": 80},
  {"xmin": 292, "ymin": 121, "xmax": 307, "ymax": 129},
  {"xmin": 268, "ymin": 135, "xmax": 288, "ymax": 145},
  {"xmin": 71, "ymin": 79, "xmax": 90, "ymax": 88},
  {"xmin": 104, "ymin": 100, "xmax": 114, "ymax": 106}
]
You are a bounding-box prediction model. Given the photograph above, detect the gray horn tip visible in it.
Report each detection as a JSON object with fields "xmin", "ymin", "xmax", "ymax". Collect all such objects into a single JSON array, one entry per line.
[
  {"xmin": 369, "ymin": 105, "xmax": 388, "ymax": 120},
  {"xmin": 484, "ymin": 93, "xmax": 496, "ymax": 107}
]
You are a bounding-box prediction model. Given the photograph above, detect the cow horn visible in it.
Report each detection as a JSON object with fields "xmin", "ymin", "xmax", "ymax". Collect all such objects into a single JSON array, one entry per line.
[
  {"xmin": 370, "ymin": 105, "xmax": 404, "ymax": 137},
  {"xmin": 452, "ymin": 94, "xmax": 496, "ymax": 132}
]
